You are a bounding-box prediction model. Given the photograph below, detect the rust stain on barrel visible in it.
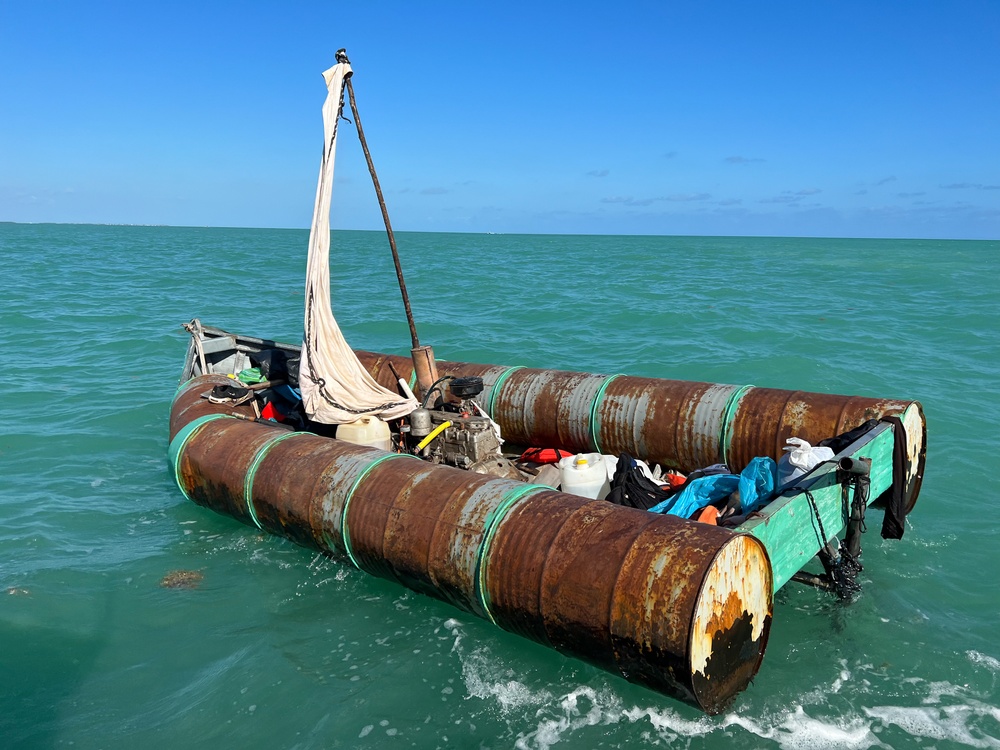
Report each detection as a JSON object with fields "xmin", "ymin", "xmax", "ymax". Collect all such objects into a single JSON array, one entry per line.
[
  {"xmin": 483, "ymin": 494, "xmax": 772, "ymax": 710},
  {"xmin": 354, "ymin": 351, "xmax": 407, "ymax": 392},
  {"xmin": 251, "ymin": 434, "xmax": 357, "ymax": 552},
  {"xmin": 361, "ymin": 355, "xmax": 925, "ymax": 512},
  {"xmin": 494, "ymin": 369, "xmax": 588, "ymax": 449},
  {"xmin": 330, "ymin": 450, "xmax": 428, "ymax": 577},
  {"xmin": 427, "ymin": 477, "xmax": 529, "ymax": 617},
  {"xmin": 689, "ymin": 534, "xmax": 772, "ymax": 714},
  {"xmin": 610, "ymin": 518, "xmax": 724, "ymax": 703},
  {"xmin": 166, "ymin": 346, "xmax": 926, "ymax": 714},
  {"xmin": 538, "ymin": 501, "xmax": 659, "ymax": 673},
  {"xmin": 177, "ymin": 418, "xmax": 275, "ymax": 526},
  {"xmin": 170, "ymin": 374, "xmax": 781, "ymax": 712},
  {"xmin": 481, "ymin": 490, "xmax": 581, "ymax": 646},
  {"xmin": 345, "ymin": 458, "xmax": 428, "ymax": 586},
  {"xmin": 170, "ymin": 374, "xmax": 254, "ymax": 441},
  {"xmin": 381, "ymin": 467, "xmax": 465, "ymax": 598},
  {"xmin": 601, "ymin": 377, "xmax": 723, "ymax": 469},
  {"xmin": 728, "ymin": 387, "xmax": 923, "ymax": 509}
]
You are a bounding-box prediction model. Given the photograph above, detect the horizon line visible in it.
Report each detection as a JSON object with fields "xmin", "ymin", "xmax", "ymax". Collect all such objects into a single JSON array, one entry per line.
[{"xmin": 1, "ymin": 220, "xmax": 995, "ymax": 243}]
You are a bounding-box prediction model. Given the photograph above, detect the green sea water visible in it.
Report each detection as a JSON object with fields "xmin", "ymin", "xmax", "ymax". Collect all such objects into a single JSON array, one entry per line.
[{"xmin": 1, "ymin": 223, "xmax": 998, "ymax": 749}]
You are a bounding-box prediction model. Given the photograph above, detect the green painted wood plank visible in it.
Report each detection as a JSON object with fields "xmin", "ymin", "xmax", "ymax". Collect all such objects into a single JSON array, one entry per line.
[{"xmin": 737, "ymin": 424, "xmax": 895, "ymax": 592}]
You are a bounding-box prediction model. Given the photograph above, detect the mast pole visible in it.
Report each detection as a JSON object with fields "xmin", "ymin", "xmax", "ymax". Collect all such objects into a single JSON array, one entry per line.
[{"xmin": 338, "ymin": 49, "xmax": 439, "ymax": 398}]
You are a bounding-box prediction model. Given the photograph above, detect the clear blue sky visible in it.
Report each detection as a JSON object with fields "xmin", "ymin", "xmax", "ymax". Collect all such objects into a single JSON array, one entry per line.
[{"xmin": 2, "ymin": 1, "xmax": 998, "ymax": 239}]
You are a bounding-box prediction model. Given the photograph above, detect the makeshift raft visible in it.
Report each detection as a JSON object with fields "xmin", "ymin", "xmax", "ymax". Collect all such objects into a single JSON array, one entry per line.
[
  {"xmin": 169, "ymin": 324, "xmax": 925, "ymax": 714},
  {"xmin": 168, "ymin": 50, "xmax": 926, "ymax": 714}
]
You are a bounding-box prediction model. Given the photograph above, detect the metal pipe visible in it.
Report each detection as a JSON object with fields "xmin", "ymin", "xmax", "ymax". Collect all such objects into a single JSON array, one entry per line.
[
  {"xmin": 840, "ymin": 456, "xmax": 872, "ymax": 561},
  {"xmin": 839, "ymin": 456, "xmax": 872, "ymax": 476},
  {"xmin": 410, "ymin": 344, "xmax": 441, "ymax": 402},
  {"xmin": 170, "ymin": 375, "xmax": 773, "ymax": 714}
]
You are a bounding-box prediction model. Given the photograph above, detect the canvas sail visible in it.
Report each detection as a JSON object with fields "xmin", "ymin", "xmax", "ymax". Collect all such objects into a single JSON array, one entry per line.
[{"xmin": 299, "ymin": 61, "xmax": 418, "ymax": 424}]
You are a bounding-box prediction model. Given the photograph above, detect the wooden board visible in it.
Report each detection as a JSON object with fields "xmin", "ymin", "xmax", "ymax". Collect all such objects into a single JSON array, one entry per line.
[{"xmin": 737, "ymin": 423, "xmax": 895, "ymax": 592}]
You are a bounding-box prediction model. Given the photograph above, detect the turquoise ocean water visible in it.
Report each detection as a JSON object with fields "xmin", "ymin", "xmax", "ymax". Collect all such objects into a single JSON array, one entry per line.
[{"xmin": 2, "ymin": 223, "xmax": 998, "ymax": 749}]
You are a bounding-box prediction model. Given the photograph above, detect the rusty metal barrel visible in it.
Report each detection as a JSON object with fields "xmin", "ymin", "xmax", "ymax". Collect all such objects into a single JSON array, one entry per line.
[
  {"xmin": 169, "ymin": 375, "xmax": 773, "ymax": 714},
  {"xmin": 356, "ymin": 352, "xmax": 926, "ymax": 513}
]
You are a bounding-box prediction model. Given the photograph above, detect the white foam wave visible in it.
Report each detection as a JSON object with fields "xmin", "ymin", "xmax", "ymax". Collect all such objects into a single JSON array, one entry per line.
[
  {"xmin": 515, "ymin": 686, "xmax": 629, "ymax": 750},
  {"xmin": 969, "ymin": 650, "xmax": 1000, "ymax": 674},
  {"xmin": 470, "ymin": 671, "xmax": 549, "ymax": 713},
  {"xmin": 622, "ymin": 703, "xmax": 714, "ymax": 737},
  {"xmin": 450, "ymin": 619, "xmax": 1000, "ymax": 749},
  {"xmin": 446, "ymin": 618, "xmax": 561, "ymax": 718},
  {"xmin": 723, "ymin": 706, "xmax": 885, "ymax": 749},
  {"xmin": 515, "ymin": 689, "xmax": 859, "ymax": 750},
  {"xmin": 471, "ymin": 667, "xmax": 999, "ymax": 750},
  {"xmin": 864, "ymin": 704, "xmax": 1000, "ymax": 748}
]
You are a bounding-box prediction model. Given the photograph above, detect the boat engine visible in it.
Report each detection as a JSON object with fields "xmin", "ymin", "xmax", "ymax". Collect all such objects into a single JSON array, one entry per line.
[{"xmin": 408, "ymin": 376, "xmax": 522, "ymax": 479}]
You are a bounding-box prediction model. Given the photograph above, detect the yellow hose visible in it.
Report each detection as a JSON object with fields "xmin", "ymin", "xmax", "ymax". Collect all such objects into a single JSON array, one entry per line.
[{"xmin": 415, "ymin": 420, "xmax": 452, "ymax": 452}]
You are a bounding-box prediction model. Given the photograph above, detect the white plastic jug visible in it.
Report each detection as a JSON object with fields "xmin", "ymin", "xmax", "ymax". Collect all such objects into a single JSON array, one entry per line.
[
  {"xmin": 776, "ymin": 437, "xmax": 835, "ymax": 488},
  {"xmin": 558, "ymin": 453, "xmax": 611, "ymax": 499},
  {"xmin": 337, "ymin": 417, "xmax": 392, "ymax": 452}
]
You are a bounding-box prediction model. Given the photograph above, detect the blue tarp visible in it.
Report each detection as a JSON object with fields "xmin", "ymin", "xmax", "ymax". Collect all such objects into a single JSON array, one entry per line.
[{"xmin": 649, "ymin": 457, "xmax": 778, "ymax": 518}]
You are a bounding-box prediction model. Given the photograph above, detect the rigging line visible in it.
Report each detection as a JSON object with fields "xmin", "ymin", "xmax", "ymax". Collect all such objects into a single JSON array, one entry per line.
[{"xmin": 338, "ymin": 48, "xmax": 420, "ymax": 350}]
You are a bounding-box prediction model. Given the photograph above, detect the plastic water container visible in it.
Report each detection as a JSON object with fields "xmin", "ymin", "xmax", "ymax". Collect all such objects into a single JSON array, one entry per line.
[
  {"xmin": 337, "ymin": 417, "xmax": 392, "ymax": 451},
  {"xmin": 558, "ymin": 453, "xmax": 611, "ymax": 499}
]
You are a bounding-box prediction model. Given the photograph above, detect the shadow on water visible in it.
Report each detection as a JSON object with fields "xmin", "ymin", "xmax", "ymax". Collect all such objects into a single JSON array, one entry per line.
[{"xmin": 0, "ymin": 582, "xmax": 113, "ymax": 750}]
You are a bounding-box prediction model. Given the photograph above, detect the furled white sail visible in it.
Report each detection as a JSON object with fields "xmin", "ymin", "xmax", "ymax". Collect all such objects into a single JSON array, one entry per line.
[{"xmin": 299, "ymin": 61, "xmax": 418, "ymax": 424}]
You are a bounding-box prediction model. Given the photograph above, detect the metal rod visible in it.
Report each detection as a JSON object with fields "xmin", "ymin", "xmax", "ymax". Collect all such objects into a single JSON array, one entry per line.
[
  {"xmin": 790, "ymin": 571, "xmax": 835, "ymax": 592},
  {"xmin": 340, "ymin": 51, "xmax": 420, "ymax": 350}
]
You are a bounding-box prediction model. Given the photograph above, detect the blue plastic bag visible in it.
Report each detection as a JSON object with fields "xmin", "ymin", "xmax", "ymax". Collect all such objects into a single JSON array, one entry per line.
[
  {"xmin": 737, "ymin": 456, "xmax": 778, "ymax": 513},
  {"xmin": 649, "ymin": 457, "xmax": 777, "ymax": 518}
]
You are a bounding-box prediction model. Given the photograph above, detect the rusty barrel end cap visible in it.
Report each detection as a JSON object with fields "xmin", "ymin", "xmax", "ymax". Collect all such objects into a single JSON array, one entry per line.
[{"xmin": 688, "ymin": 533, "xmax": 773, "ymax": 715}]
